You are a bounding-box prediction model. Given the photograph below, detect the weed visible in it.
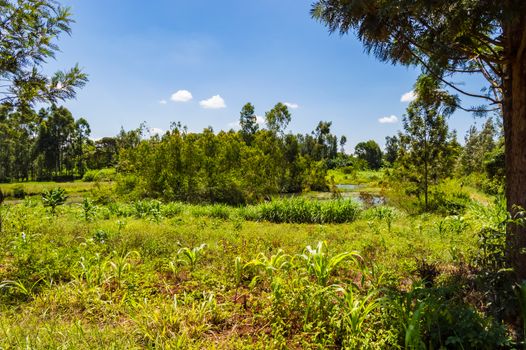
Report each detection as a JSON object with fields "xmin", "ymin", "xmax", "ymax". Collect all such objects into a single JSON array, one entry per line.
[{"xmin": 178, "ymin": 244, "xmax": 207, "ymax": 271}]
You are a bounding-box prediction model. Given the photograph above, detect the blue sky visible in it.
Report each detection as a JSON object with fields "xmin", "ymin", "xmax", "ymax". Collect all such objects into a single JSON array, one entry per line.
[{"xmin": 47, "ymin": 0, "xmax": 486, "ymax": 150}]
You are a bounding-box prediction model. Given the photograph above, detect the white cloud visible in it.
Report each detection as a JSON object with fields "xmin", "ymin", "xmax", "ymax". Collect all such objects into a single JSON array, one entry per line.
[
  {"xmin": 171, "ymin": 90, "xmax": 193, "ymax": 102},
  {"xmin": 378, "ymin": 115, "xmax": 399, "ymax": 124},
  {"xmin": 200, "ymin": 95, "xmax": 226, "ymax": 109},
  {"xmin": 255, "ymin": 115, "xmax": 265, "ymax": 125},
  {"xmin": 159, "ymin": 100, "xmax": 167, "ymax": 105},
  {"xmin": 228, "ymin": 121, "xmax": 241, "ymax": 130},
  {"xmin": 228, "ymin": 116, "xmax": 265, "ymax": 130},
  {"xmin": 284, "ymin": 102, "xmax": 299, "ymax": 109},
  {"xmin": 150, "ymin": 127, "xmax": 165, "ymax": 136},
  {"xmin": 401, "ymin": 90, "xmax": 416, "ymax": 103}
]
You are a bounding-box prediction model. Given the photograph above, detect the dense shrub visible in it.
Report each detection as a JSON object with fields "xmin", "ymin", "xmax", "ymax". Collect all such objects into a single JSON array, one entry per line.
[
  {"xmin": 12, "ymin": 185, "xmax": 26, "ymax": 199},
  {"xmin": 82, "ymin": 168, "xmax": 116, "ymax": 182},
  {"xmin": 429, "ymin": 188, "xmax": 472, "ymax": 215},
  {"xmin": 117, "ymin": 128, "xmax": 329, "ymax": 205}
]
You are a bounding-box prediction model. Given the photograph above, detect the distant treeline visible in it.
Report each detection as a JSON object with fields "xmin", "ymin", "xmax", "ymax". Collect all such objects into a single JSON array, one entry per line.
[
  {"xmin": 0, "ymin": 99, "xmax": 505, "ymax": 205},
  {"xmin": 0, "ymin": 103, "xmax": 147, "ymax": 183}
]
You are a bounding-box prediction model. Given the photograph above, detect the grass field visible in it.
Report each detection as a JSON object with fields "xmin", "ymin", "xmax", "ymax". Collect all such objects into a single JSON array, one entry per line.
[{"xmin": 0, "ymin": 171, "xmax": 515, "ymax": 348}]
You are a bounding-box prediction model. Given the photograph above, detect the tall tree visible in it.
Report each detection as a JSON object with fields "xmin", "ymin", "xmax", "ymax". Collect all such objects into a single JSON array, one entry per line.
[
  {"xmin": 457, "ymin": 119, "xmax": 498, "ymax": 175},
  {"xmin": 73, "ymin": 118, "xmax": 91, "ymax": 176},
  {"xmin": 239, "ymin": 103, "xmax": 259, "ymax": 145},
  {"xmin": 396, "ymin": 77, "xmax": 459, "ymax": 210},
  {"xmin": 312, "ymin": 121, "xmax": 338, "ymax": 161},
  {"xmin": 34, "ymin": 105, "xmax": 76, "ymax": 176},
  {"xmin": 0, "ymin": 1, "xmax": 87, "ymax": 107},
  {"xmin": 265, "ymin": 103, "xmax": 291, "ymax": 135},
  {"xmin": 311, "ymin": 1, "xmax": 526, "ymax": 280},
  {"xmin": 339, "ymin": 135, "xmax": 347, "ymax": 153},
  {"xmin": 355, "ymin": 140, "xmax": 383, "ymax": 170},
  {"xmin": 384, "ymin": 135, "xmax": 400, "ymax": 166}
]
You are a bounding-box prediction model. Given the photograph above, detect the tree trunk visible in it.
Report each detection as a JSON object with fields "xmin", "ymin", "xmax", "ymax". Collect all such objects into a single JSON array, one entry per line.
[{"xmin": 504, "ymin": 19, "xmax": 526, "ymax": 281}]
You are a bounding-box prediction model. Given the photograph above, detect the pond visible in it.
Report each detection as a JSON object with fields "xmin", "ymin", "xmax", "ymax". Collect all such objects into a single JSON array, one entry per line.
[{"xmin": 336, "ymin": 184, "xmax": 361, "ymax": 191}]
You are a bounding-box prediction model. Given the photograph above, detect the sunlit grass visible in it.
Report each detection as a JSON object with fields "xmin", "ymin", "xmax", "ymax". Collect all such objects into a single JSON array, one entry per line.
[{"xmin": 0, "ymin": 177, "xmax": 512, "ymax": 348}]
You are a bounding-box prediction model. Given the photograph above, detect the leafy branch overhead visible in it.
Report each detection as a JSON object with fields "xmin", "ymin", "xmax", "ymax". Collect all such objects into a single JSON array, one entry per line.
[
  {"xmin": 311, "ymin": 0, "xmax": 522, "ymax": 111},
  {"xmin": 0, "ymin": 0, "xmax": 87, "ymax": 107}
]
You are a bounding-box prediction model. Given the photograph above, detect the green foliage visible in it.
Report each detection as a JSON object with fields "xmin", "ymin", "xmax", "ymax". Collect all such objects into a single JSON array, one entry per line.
[
  {"xmin": 355, "ymin": 140, "xmax": 383, "ymax": 170},
  {"xmin": 265, "ymin": 102, "xmax": 291, "ymax": 134},
  {"xmin": 484, "ymin": 139, "xmax": 505, "ymax": 184},
  {"xmin": 0, "ymin": 186, "xmax": 516, "ymax": 348},
  {"xmin": 387, "ymin": 286, "xmax": 509, "ymax": 350},
  {"xmin": 0, "ymin": 1, "xmax": 87, "ymax": 106},
  {"xmin": 12, "ymin": 185, "xmax": 26, "ymax": 199},
  {"xmin": 392, "ymin": 76, "xmax": 460, "ymax": 210},
  {"xmin": 457, "ymin": 119, "xmax": 498, "ymax": 176},
  {"xmin": 82, "ymin": 168, "xmax": 116, "ymax": 182},
  {"xmin": 299, "ymin": 241, "xmax": 360, "ymax": 286},
  {"xmin": 239, "ymin": 102, "xmax": 259, "ymax": 144},
  {"xmin": 117, "ymin": 123, "xmax": 330, "ymax": 205},
  {"xmin": 243, "ymin": 198, "xmax": 361, "ymax": 224},
  {"xmin": 428, "ymin": 187, "xmax": 472, "ymax": 215},
  {"xmin": 41, "ymin": 187, "xmax": 67, "ymax": 215},
  {"xmin": 177, "ymin": 244, "xmax": 207, "ymax": 271},
  {"xmin": 384, "ymin": 135, "xmax": 400, "ymax": 166},
  {"xmin": 1, "ymin": 105, "xmax": 91, "ymax": 182},
  {"xmin": 81, "ymin": 198, "xmax": 97, "ymax": 222}
]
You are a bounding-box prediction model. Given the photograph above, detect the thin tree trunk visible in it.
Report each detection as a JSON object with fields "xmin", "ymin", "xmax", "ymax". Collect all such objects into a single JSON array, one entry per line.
[
  {"xmin": 424, "ymin": 134, "xmax": 429, "ymax": 211},
  {"xmin": 504, "ymin": 16, "xmax": 526, "ymax": 281}
]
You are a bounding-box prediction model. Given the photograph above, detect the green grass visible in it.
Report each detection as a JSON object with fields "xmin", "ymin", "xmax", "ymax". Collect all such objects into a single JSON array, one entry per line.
[
  {"xmin": 0, "ymin": 184, "xmax": 513, "ymax": 348},
  {"xmin": 0, "ymin": 181, "xmax": 114, "ymax": 204},
  {"xmin": 0, "ymin": 181, "xmax": 100, "ymax": 198}
]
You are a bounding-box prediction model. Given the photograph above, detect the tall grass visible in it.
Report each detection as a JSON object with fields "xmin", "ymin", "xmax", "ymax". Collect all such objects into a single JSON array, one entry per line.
[{"xmin": 242, "ymin": 197, "xmax": 361, "ymax": 224}]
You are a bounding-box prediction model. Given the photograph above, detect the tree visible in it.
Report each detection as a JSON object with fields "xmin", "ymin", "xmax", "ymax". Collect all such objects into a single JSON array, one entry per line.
[
  {"xmin": 265, "ymin": 103, "xmax": 291, "ymax": 134},
  {"xmin": 457, "ymin": 119, "xmax": 497, "ymax": 175},
  {"xmin": 312, "ymin": 121, "xmax": 338, "ymax": 161},
  {"xmin": 384, "ymin": 135, "xmax": 400, "ymax": 166},
  {"xmin": 339, "ymin": 135, "xmax": 347, "ymax": 153},
  {"xmin": 0, "ymin": 1, "xmax": 87, "ymax": 107},
  {"xmin": 355, "ymin": 140, "xmax": 382, "ymax": 170},
  {"xmin": 239, "ymin": 103, "xmax": 259, "ymax": 145},
  {"xmin": 73, "ymin": 118, "xmax": 91, "ymax": 176},
  {"xmin": 311, "ymin": 1, "xmax": 526, "ymax": 280},
  {"xmin": 34, "ymin": 105, "xmax": 76, "ymax": 177},
  {"xmin": 396, "ymin": 77, "xmax": 459, "ymax": 210}
]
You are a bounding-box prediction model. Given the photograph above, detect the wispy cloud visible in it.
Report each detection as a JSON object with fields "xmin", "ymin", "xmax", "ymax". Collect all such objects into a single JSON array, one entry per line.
[
  {"xmin": 150, "ymin": 127, "xmax": 165, "ymax": 136},
  {"xmin": 171, "ymin": 90, "xmax": 193, "ymax": 102},
  {"xmin": 200, "ymin": 95, "xmax": 226, "ymax": 109},
  {"xmin": 378, "ymin": 115, "xmax": 399, "ymax": 124},
  {"xmin": 284, "ymin": 102, "xmax": 299, "ymax": 109},
  {"xmin": 401, "ymin": 91, "xmax": 416, "ymax": 103},
  {"xmin": 159, "ymin": 100, "xmax": 167, "ymax": 105}
]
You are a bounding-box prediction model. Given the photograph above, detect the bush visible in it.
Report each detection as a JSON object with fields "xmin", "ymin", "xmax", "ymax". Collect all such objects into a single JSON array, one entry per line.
[
  {"xmin": 429, "ymin": 188, "xmax": 471, "ymax": 215},
  {"xmin": 387, "ymin": 286, "xmax": 510, "ymax": 349},
  {"xmin": 12, "ymin": 185, "xmax": 26, "ymax": 199},
  {"xmin": 82, "ymin": 168, "xmax": 116, "ymax": 182}
]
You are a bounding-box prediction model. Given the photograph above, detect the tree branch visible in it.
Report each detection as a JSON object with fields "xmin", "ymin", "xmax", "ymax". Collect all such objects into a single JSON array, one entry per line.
[{"xmin": 409, "ymin": 50, "xmax": 501, "ymax": 104}]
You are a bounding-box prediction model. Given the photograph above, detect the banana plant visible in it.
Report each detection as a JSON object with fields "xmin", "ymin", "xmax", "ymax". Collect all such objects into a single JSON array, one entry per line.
[{"xmin": 42, "ymin": 187, "xmax": 68, "ymax": 215}]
